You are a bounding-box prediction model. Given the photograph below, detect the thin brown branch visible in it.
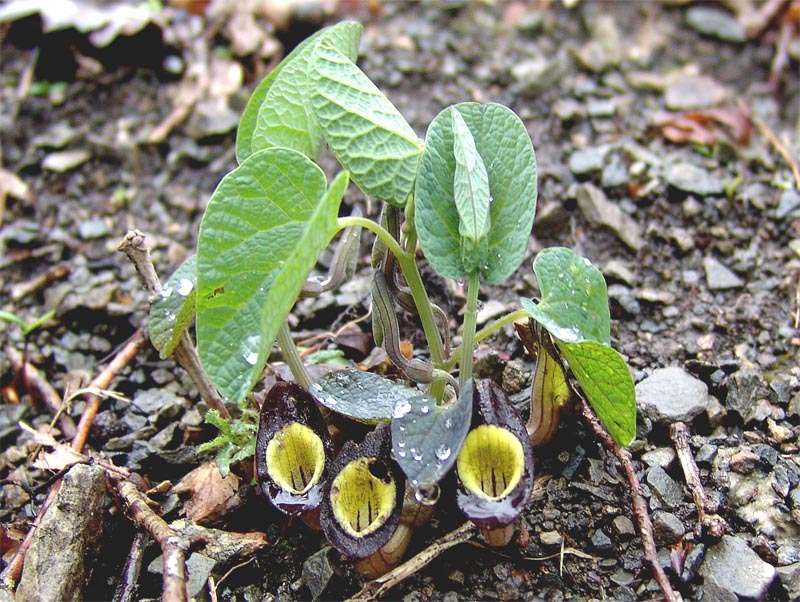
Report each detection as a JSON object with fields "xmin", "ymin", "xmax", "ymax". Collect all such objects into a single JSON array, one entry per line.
[
  {"xmin": 110, "ymin": 475, "xmax": 189, "ymax": 602},
  {"xmin": 347, "ymin": 521, "xmax": 477, "ymax": 602},
  {"xmin": 578, "ymin": 399, "xmax": 678, "ymax": 602},
  {"xmin": 753, "ymin": 116, "xmax": 800, "ymax": 191},
  {"xmin": 72, "ymin": 329, "xmax": 147, "ymax": 453},
  {"xmin": 112, "ymin": 532, "xmax": 149, "ymax": 602},
  {"xmin": 669, "ymin": 422, "xmax": 728, "ymax": 539},
  {"xmin": 118, "ymin": 230, "xmax": 230, "ymax": 420},
  {"xmin": 6, "ymin": 346, "xmax": 76, "ymax": 439}
]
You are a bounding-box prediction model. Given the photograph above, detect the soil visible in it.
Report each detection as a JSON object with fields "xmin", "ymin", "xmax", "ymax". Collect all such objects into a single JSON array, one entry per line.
[{"xmin": 1, "ymin": 1, "xmax": 799, "ymax": 601}]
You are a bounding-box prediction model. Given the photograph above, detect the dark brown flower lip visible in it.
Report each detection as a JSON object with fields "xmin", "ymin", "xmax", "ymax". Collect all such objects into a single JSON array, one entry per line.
[
  {"xmin": 255, "ymin": 381, "xmax": 333, "ymax": 515},
  {"xmin": 455, "ymin": 379, "xmax": 535, "ymax": 529},
  {"xmin": 320, "ymin": 424, "xmax": 405, "ymax": 560}
]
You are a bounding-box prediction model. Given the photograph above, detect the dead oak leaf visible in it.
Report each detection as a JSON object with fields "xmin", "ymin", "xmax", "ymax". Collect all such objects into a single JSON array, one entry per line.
[{"xmin": 171, "ymin": 461, "xmax": 242, "ymax": 524}]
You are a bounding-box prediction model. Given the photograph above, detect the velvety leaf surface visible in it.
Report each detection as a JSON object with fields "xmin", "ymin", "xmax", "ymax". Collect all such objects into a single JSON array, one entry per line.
[
  {"xmin": 521, "ymin": 247, "xmax": 611, "ymax": 345},
  {"xmin": 235, "ymin": 21, "xmax": 362, "ymax": 163},
  {"xmin": 310, "ymin": 41, "xmax": 422, "ymax": 206},
  {"xmin": 415, "ymin": 102, "xmax": 537, "ymax": 283},
  {"xmin": 557, "ymin": 340, "xmax": 636, "ymax": 447},
  {"xmin": 391, "ymin": 382, "xmax": 473, "ymax": 488},
  {"xmin": 310, "ymin": 369, "xmax": 418, "ymax": 423},
  {"xmin": 196, "ymin": 148, "xmax": 347, "ymax": 401},
  {"xmin": 148, "ymin": 254, "xmax": 197, "ymax": 359}
]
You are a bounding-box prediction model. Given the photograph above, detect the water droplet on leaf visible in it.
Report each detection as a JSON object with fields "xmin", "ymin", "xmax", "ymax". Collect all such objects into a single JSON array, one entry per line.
[
  {"xmin": 177, "ymin": 278, "xmax": 193, "ymax": 296},
  {"xmin": 435, "ymin": 444, "xmax": 451, "ymax": 461}
]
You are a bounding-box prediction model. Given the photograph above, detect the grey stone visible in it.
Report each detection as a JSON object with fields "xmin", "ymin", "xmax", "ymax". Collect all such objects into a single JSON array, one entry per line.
[
  {"xmin": 187, "ymin": 99, "xmax": 239, "ymax": 139},
  {"xmin": 703, "ymin": 256, "xmax": 744, "ymax": 290},
  {"xmin": 777, "ymin": 563, "xmax": 800, "ymax": 600},
  {"xmin": 553, "ymin": 98, "xmax": 585, "ymax": 122},
  {"xmin": 774, "ymin": 189, "xmax": 800, "ymax": 220},
  {"xmin": 587, "ymin": 97, "xmax": 616, "ymax": 118},
  {"xmin": 591, "ymin": 529, "xmax": 614, "ymax": 551},
  {"xmin": 16, "ymin": 464, "xmax": 107, "ymax": 602},
  {"xmin": 702, "ymin": 575, "xmax": 738, "ymax": 602},
  {"xmin": 665, "ymin": 75, "xmax": 728, "ymax": 110},
  {"xmin": 636, "ymin": 366, "xmax": 710, "ymax": 424},
  {"xmin": 652, "ymin": 510, "xmax": 685, "ymax": 544},
  {"xmin": 680, "ymin": 543, "xmax": 705, "ymax": 583},
  {"xmin": 42, "ymin": 149, "xmax": 92, "ymax": 172},
  {"xmin": 726, "ymin": 369, "xmax": 772, "ymax": 421},
  {"xmin": 511, "ymin": 53, "xmax": 567, "ymax": 95},
  {"xmin": 666, "ymin": 163, "xmax": 725, "ymax": 196},
  {"xmin": 78, "ymin": 218, "xmax": 109, "ymax": 240},
  {"xmin": 646, "ymin": 466, "xmax": 685, "ymax": 507},
  {"xmin": 569, "ymin": 147, "xmax": 608, "ymax": 175},
  {"xmin": 608, "ymin": 284, "xmax": 641, "ymax": 315},
  {"xmin": 612, "ymin": 515, "xmax": 636, "ymax": 539},
  {"xmin": 302, "ymin": 547, "xmax": 336, "ymax": 601},
  {"xmin": 695, "ymin": 443, "xmax": 718, "ymax": 465},
  {"xmin": 788, "ymin": 391, "xmax": 800, "ymax": 420},
  {"xmin": 603, "ymin": 259, "xmax": 636, "ymax": 286},
  {"xmin": 540, "ymin": 530, "xmax": 563, "ymax": 546},
  {"xmin": 574, "ymin": 183, "xmax": 645, "ymax": 252},
  {"xmin": 686, "ymin": 6, "xmax": 747, "ymax": 43},
  {"xmin": 641, "ymin": 447, "xmax": 676, "ymax": 469},
  {"xmin": 700, "ymin": 535, "xmax": 776, "ymax": 600}
]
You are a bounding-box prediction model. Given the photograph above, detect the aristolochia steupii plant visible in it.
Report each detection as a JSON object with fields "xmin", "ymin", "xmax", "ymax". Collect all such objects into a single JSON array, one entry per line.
[{"xmin": 147, "ymin": 20, "xmax": 636, "ymax": 572}]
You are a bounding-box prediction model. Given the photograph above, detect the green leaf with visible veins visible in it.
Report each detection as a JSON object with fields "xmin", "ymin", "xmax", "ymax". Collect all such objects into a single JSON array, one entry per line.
[
  {"xmin": 310, "ymin": 40, "xmax": 422, "ymax": 206},
  {"xmin": 452, "ymin": 109, "xmax": 490, "ymax": 273},
  {"xmin": 196, "ymin": 147, "xmax": 348, "ymax": 401},
  {"xmin": 415, "ymin": 103, "xmax": 537, "ymax": 283},
  {"xmin": 557, "ymin": 340, "xmax": 636, "ymax": 447},
  {"xmin": 521, "ymin": 247, "xmax": 610, "ymax": 346},
  {"xmin": 235, "ymin": 21, "xmax": 362, "ymax": 163},
  {"xmin": 148, "ymin": 254, "xmax": 197, "ymax": 359}
]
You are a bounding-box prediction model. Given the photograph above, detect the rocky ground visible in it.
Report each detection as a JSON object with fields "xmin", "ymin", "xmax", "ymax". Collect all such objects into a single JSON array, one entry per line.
[{"xmin": 1, "ymin": 1, "xmax": 799, "ymax": 600}]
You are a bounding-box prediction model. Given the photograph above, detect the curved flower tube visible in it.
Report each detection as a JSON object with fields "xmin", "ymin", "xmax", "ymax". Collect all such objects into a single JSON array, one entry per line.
[
  {"xmin": 320, "ymin": 424, "xmax": 408, "ymax": 577},
  {"xmin": 455, "ymin": 379, "xmax": 535, "ymax": 545},
  {"xmin": 255, "ymin": 381, "xmax": 333, "ymax": 529}
]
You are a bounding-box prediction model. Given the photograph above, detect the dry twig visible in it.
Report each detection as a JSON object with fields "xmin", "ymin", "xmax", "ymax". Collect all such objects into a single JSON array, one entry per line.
[
  {"xmin": 669, "ymin": 422, "xmax": 728, "ymax": 539},
  {"xmin": 348, "ymin": 521, "xmax": 477, "ymax": 601},
  {"xmin": 118, "ymin": 229, "xmax": 230, "ymax": 419},
  {"xmin": 110, "ymin": 475, "xmax": 189, "ymax": 602},
  {"xmin": 112, "ymin": 532, "xmax": 150, "ymax": 602},
  {"xmin": 578, "ymin": 399, "xmax": 679, "ymax": 602},
  {"xmin": 753, "ymin": 115, "xmax": 800, "ymax": 191}
]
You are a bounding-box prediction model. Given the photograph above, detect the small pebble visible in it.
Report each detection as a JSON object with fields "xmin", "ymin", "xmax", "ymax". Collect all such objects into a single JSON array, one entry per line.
[
  {"xmin": 686, "ymin": 6, "xmax": 747, "ymax": 43},
  {"xmin": 652, "ymin": 510, "xmax": 685, "ymax": 544},
  {"xmin": 729, "ymin": 449, "xmax": 761, "ymax": 474},
  {"xmin": 666, "ymin": 163, "xmax": 725, "ymax": 196},
  {"xmin": 703, "ymin": 257, "xmax": 744, "ymax": 290}
]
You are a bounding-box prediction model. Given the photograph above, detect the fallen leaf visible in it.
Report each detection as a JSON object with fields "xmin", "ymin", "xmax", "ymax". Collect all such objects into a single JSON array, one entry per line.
[
  {"xmin": 651, "ymin": 104, "xmax": 752, "ymax": 146},
  {"xmin": 171, "ymin": 461, "xmax": 242, "ymax": 524}
]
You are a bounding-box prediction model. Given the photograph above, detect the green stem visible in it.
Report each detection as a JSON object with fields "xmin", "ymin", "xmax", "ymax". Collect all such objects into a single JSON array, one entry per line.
[
  {"xmin": 444, "ymin": 308, "xmax": 529, "ymax": 373},
  {"xmin": 337, "ymin": 215, "xmax": 447, "ymax": 399},
  {"xmin": 459, "ymin": 272, "xmax": 480, "ymax": 387},
  {"xmin": 277, "ymin": 321, "xmax": 311, "ymax": 390},
  {"xmin": 337, "ymin": 216, "xmax": 446, "ymax": 368}
]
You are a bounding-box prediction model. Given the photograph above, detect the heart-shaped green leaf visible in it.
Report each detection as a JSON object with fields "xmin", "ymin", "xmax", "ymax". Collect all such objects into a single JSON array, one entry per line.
[
  {"xmin": 310, "ymin": 40, "xmax": 422, "ymax": 207},
  {"xmin": 236, "ymin": 21, "xmax": 362, "ymax": 163},
  {"xmin": 196, "ymin": 147, "xmax": 348, "ymax": 401},
  {"xmin": 391, "ymin": 382, "xmax": 473, "ymax": 489},
  {"xmin": 415, "ymin": 102, "xmax": 538, "ymax": 283},
  {"xmin": 557, "ymin": 340, "xmax": 636, "ymax": 447},
  {"xmin": 521, "ymin": 247, "xmax": 610, "ymax": 345},
  {"xmin": 310, "ymin": 369, "xmax": 419, "ymax": 423},
  {"xmin": 148, "ymin": 254, "xmax": 196, "ymax": 359}
]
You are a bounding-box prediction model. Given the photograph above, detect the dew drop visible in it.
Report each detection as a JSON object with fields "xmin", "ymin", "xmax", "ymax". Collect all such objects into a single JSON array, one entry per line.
[
  {"xmin": 244, "ymin": 351, "xmax": 258, "ymax": 366},
  {"xmin": 397, "ymin": 440, "xmax": 406, "ymax": 449},
  {"xmin": 413, "ymin": 484, "xmax": 440, "ymax": 505},
  {"xmin": 412, "ymin": 450, "xmax": 423, "ymax": 461},
  {"xmin": 176, "ymin": 278, "xmax": 193, "ymax": 296},
  {"xmin": 443, "ymin": 417, "xmax": 453, "ymax": 429},
  {"xmin": 435, "ymin": 444, "xmax": 451, "ymax": 461},
  {"xmin": 393, "ymin": 399, "xmax": 412, "ymax": 419},
  {"xmin": 419, "ymin": 404, "xmax": 430, "ymax": 415},
  {"xmin": 397, "ymin": 450, "xmax": 407, "ymax": 458},
  {"xmin": 324, "ymin": 396, "xmax": 337, "ymax": 406},
  {"xmin": 160, "ymin": 285, "xmax": 173, "ymax": 298}
]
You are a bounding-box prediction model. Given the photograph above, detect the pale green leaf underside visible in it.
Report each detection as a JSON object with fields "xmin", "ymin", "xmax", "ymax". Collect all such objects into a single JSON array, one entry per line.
[
  {"xmin": 149, "ymin": 254, "xmax": 197, "ymax": 359},
  {"xmin": 557, "ymin": 340, "xmax": 636, "ymax": 447},
  {"xmin": 452, "ymin": 109, "xmax": 490, "ymax": 273},
  {"xmin": 415, "ymin": 102, "xmax": 538, "ymax": 283},
  {"xmin": 521, "ymin": 247, "xmax": 611, "ymax": 346},
  {"xmin": 391, "ymin": 382, "xmax": 473, "ymax": 488},
  {"xmin": 310, "ymin": 41, "xmax": 422, "ymax": 206},
  {"xmin": 196, "ymin": 147, "xmax": 347, "ymax": 401},
  {"xmin": 236, "ymin": 21, "xmax": 362, "ymax": 163}
]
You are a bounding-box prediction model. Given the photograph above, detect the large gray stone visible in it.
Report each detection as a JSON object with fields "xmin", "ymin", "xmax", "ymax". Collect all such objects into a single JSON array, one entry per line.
[
  {"xmin": 636, "ymin": 367, "xmax": 710, "ymax": 424},
  {"xmin": 700, "ymin": 535, "xmax": 776, "ymax": 600}
]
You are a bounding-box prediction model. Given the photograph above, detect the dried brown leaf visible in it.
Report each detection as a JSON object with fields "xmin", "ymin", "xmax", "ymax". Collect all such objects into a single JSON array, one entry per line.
[{"xmin": 171, "ymin": 462, "xmax": 241, "ymax": 524}]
